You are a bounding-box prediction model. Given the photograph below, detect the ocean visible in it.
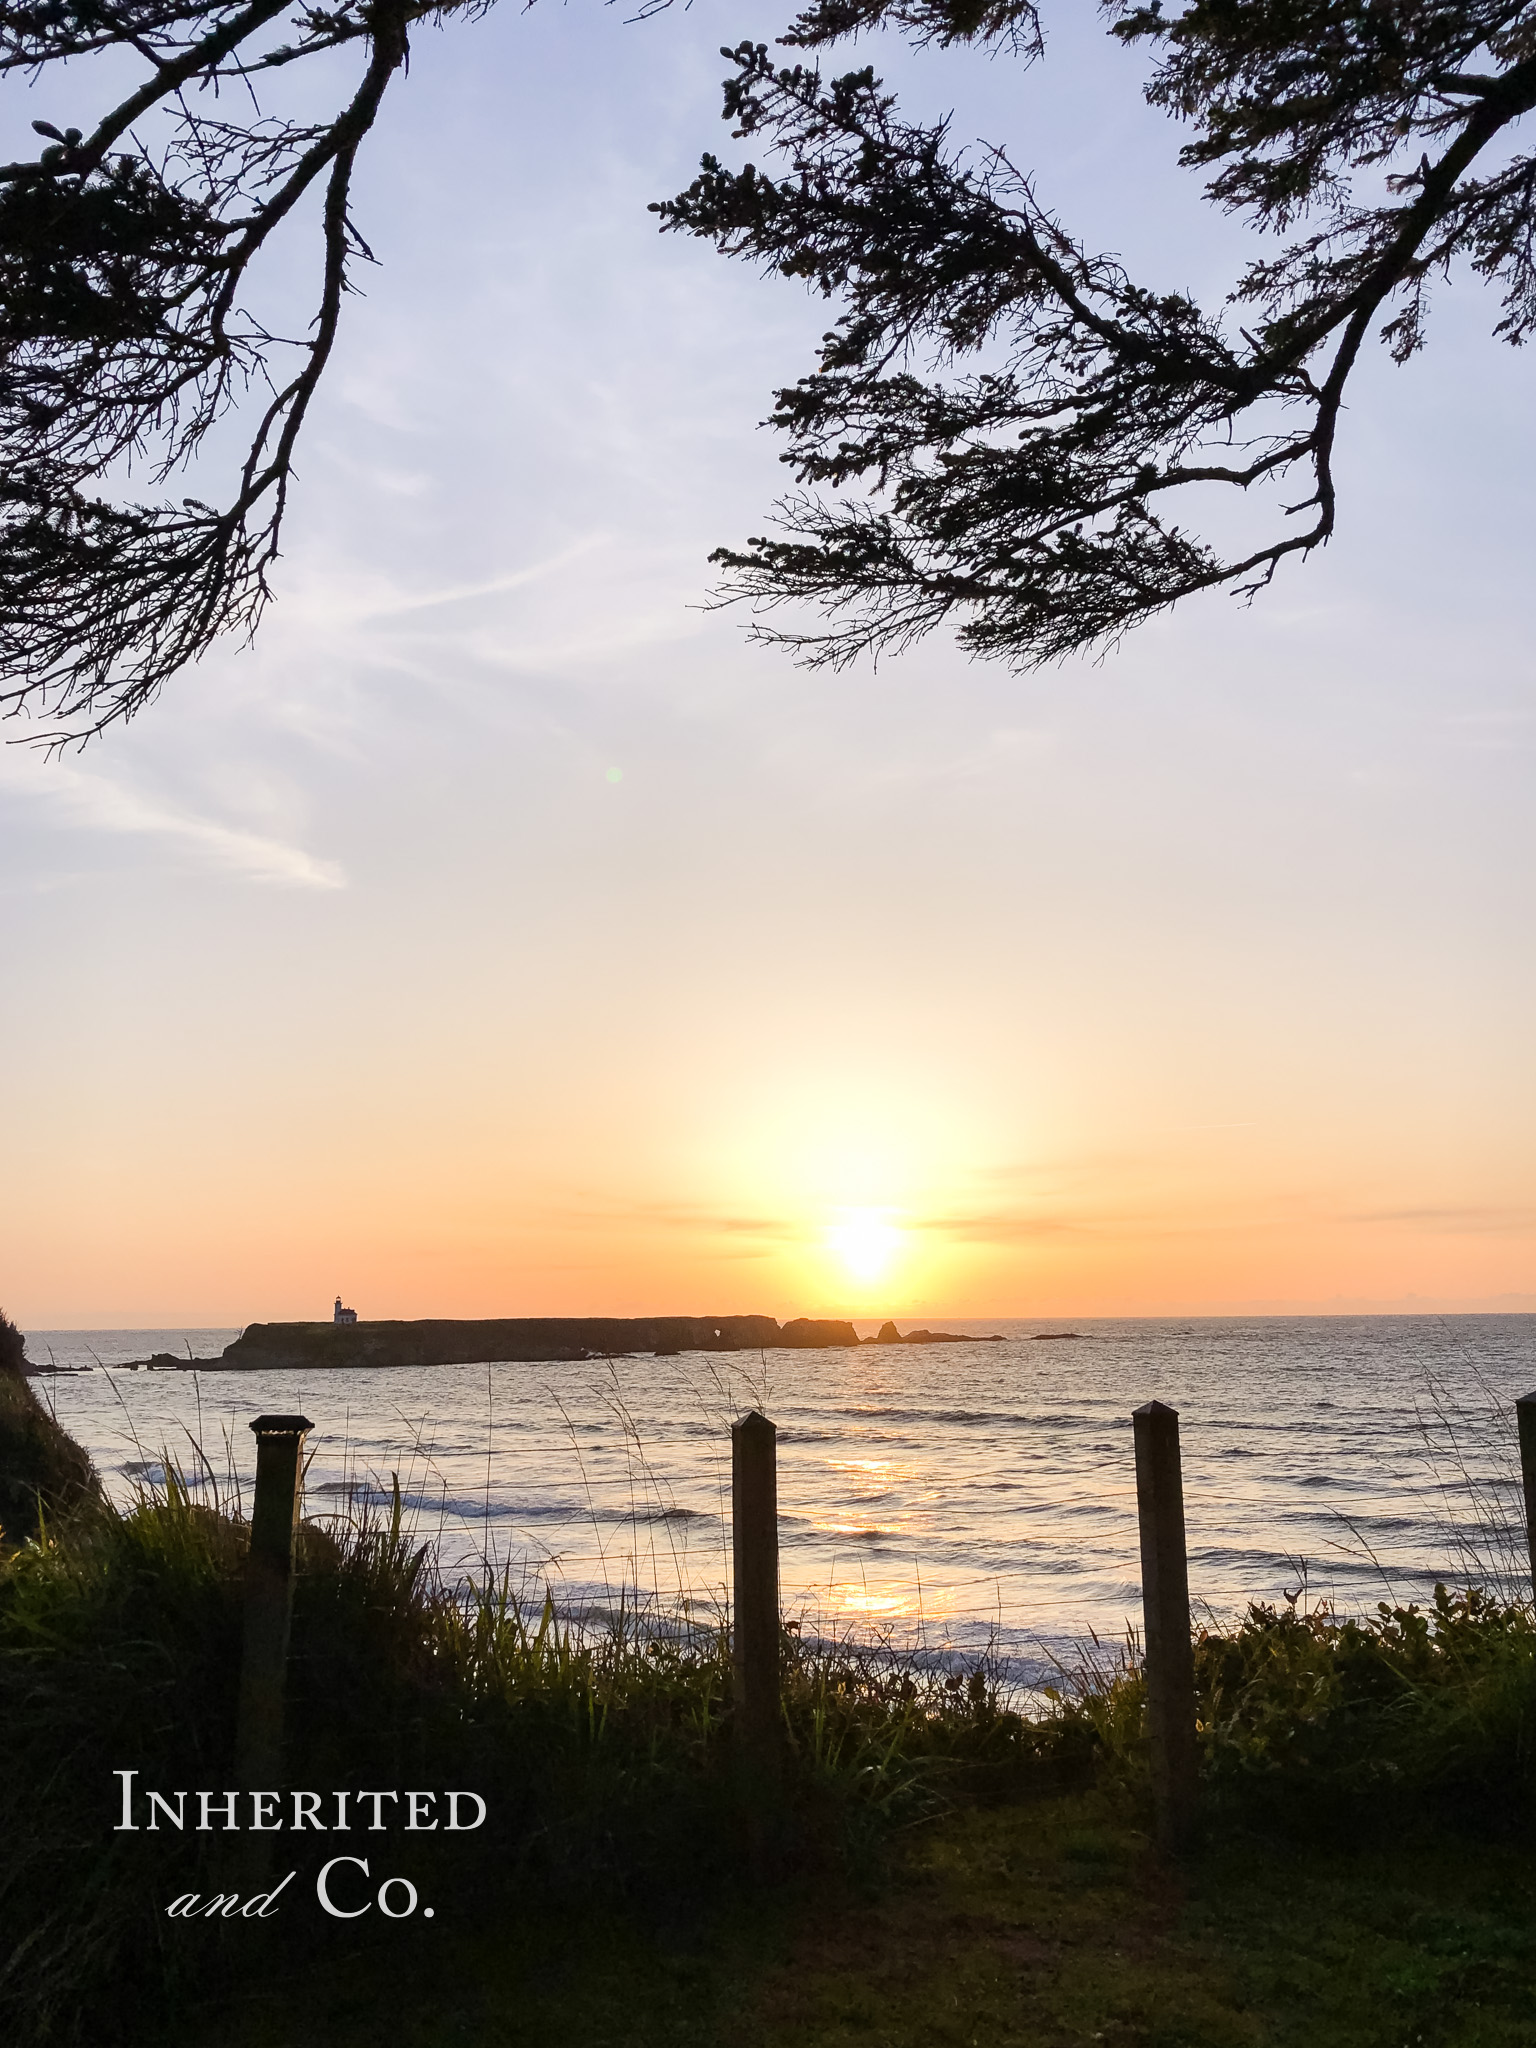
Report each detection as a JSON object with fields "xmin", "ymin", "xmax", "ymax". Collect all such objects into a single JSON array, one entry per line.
[{"xmin": 25, "ymin": 1316, "xmax": 1536, "ymax": 1679}]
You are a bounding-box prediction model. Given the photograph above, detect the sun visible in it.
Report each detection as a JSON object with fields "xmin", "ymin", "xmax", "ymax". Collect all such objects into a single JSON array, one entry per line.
[{"xmin": 827, "ymin": 1208, "xmax": 904, "ymax": 1285}]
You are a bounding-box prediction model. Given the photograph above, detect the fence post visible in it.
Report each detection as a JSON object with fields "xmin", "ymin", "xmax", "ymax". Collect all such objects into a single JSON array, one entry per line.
[
  {"xmin": 1517, "ymin": 1393, "xmax": 1536, "ymax": 1603},
  {"xmin": 731, "ymin": 1409, "xmax": 780, "ymax": 1760},
  {"xmin": 1132, "ymin": 1399, "xmax": 1199, "ymax": 1852},
  {"xmin": 235, "ymin": 1415, "xmax": 312, "ymax": 1806}
]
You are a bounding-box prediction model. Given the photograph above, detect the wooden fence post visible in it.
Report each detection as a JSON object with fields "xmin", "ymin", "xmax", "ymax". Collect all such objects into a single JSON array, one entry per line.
[
  {"xmin": 731, "ymin": 1409, "xmax": 780, "ymax": 1759},
  {"xmin": 1517, "ymin": 1393, "xmax": 1536, "ymax": 1603},
  {"xmin": 235, "ymin": 1415, "xmax": 312, "ymax": 1804},
  {"xmin": 1132, "ymin": 1399, "xmax": 1199, "ymax": 1852}
]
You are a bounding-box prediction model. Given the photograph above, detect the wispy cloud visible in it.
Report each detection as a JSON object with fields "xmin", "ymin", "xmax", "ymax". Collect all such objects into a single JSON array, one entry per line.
[
  {"xmin": 917, "ymin": 1211, "xmax": 1094, "ymax": 1243},
  {"xmin": 361, "ymin": 539, "xmax": 612, "ymax": 620},
  {"xmin": 534, "ymin": 1197, "xmax": 804, "ymax": 1242},
  {"xmin": 1351, "ymin": 1204, "xmax": 1536, "ymax": 1234},
  {"xmin": 532, "ymin": 1195, "xmax": 1115, "ymax": 1248},
  {"xmin": 283, "ymin": 535, "xmax": 613, "ymax": 630},
  {"xmin": 2, "ymin": 755, "xmax": 345, "ymax": 890}
]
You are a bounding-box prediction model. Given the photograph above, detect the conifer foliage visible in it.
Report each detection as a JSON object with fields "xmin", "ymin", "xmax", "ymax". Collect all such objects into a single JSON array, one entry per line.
[
  {"xmin": 0, "ymin": 0, "xmax": 437, "ymax": 739},
  {"xmin": 656, "ymin": 2, "xmax": 1536, "ymax": 668},
  {"xmin": 1, "ymin": 4, "xmax": 1533, "ymax": 734}
]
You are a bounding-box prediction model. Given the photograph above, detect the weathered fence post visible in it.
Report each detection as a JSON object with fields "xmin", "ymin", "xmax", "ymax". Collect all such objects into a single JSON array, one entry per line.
[
  {"xmin": 1132, "ymin": 1399, "xmax": 1199, "ymax": 1852},
  {"xmin": 235, "ymin": 1415, "xmax": 312, "ymax": 1803},
  {"xmin": 1517, "ymin": 1393, "xmax": 1536, "ymax": 1603},
  {"xmin": 731, "ymin": 1409, "xmax": 780, "ymax": 1760}
]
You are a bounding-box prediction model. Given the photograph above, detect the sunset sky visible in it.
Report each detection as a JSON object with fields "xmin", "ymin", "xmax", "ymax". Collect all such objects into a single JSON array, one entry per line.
[{"xmin": 2, "ymin": 4, "xmax": 1534, "ymax": 1328}]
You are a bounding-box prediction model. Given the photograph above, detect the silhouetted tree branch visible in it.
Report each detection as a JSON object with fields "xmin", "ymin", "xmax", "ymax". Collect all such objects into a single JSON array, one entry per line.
[
  {"xmin": 0, "ymin": 0, "xmax": 445, "ymax": 741},
  {"xmin": 654, "ymin": 2, "xmax": 1536, "ymax": 670}
]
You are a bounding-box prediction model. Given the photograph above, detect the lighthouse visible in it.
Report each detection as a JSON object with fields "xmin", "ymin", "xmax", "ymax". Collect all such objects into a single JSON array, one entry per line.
[{"xmin": 333, "ymin": 1295, "xmax": 358, "ymax": 1325}]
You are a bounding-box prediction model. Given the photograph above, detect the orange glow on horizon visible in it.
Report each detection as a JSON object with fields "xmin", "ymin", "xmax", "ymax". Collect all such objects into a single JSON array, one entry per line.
[
  {"xmin": 5, "ymin": 978, "xmax": 1534, "ymax": 1326},
  {"xmin": 2, "ymin": 18, "xmax": 1532, "ymax": 1339}
]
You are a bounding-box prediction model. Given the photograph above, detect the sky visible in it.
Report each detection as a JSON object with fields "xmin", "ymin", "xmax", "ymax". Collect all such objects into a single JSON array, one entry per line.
[{"xmin": 2, "ymin": 3, "xmax": 1534, "ymax": 1328}]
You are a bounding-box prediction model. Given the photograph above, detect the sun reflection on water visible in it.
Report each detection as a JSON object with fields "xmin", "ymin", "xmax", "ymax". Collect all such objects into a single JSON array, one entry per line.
[{"xmin": 835, "ymin": 1589, "xmax": 906, "ymax": 1616}]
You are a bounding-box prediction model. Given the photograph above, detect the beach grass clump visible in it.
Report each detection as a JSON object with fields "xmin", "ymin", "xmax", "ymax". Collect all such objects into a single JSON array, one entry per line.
[
  {"xmin": 0, "ymin": 1473, "xmax": 1041, "ymax": 2046},
  {"xmin": 280, "ymin": 1482, "xmax": 1062, "ymax": 1894},
  {"xmin": 6, "ymin": 1446, "xmax": 1536, "ymax": 2046},
  {"xmin": 0, "ymin": 1476, "xmax": 246, "ymax": 2045}
]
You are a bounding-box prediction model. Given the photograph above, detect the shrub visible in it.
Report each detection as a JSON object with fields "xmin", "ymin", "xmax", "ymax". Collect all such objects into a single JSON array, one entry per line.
[
  {"xmin": 0, "ymin": 1314, "xmax": 100, "ymax": 1544},
  {"xmin": 1196, "ymin": 1585, "xmax": 1536, "ymax": 1818}
]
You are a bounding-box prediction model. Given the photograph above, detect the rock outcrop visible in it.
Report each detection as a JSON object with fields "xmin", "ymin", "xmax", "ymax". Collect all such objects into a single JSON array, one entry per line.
[
  {"xmin": 217, "ymin": 1313, "xmax": 862, "ymax": 1371},
  {"xmin": 868, "ymin": 1322, "xmax": 1001, "ymax": 1345},
  {"xmin": 776, "ymin": 1318, "xmax": 862, "ymax": 1349}
]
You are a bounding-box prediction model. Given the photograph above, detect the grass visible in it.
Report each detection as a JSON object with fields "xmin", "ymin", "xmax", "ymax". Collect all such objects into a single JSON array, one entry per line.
[
  {"xmin": 5, "ymin": 1447, "xmax": 1536, "ymax": 2047},
  {"xmin": 0, "ymin": 1471, "xmax": 1043, "ymax": 2046},
  {"xmin": 200, "ymin": 1793, "xmax": 1536, "ymax": 2047}
]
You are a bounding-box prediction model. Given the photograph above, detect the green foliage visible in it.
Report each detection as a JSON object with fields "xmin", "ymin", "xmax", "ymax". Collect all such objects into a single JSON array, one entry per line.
[
  {"xmin": 1195, "ymin": 1584, "xmax": 1536, "ymax": 1815},
  {"xmin": 0, "ymin": 1475, "xmax": 1043, "ymax": 2045},
  {"xmin": 1044, "ymin": 1583, "xmax": 1536, "ymax": 1826},
  {"xmin": 0, "ymin": 1308, "xmax": 26, "ymax": 1373},
  {"xmin": 0, "ymin": 1477, "xmax": 244, "ymax": 2044},
  {"xmin": 6, "ymin": 1452, "xmax": 1535, "ymax": 2045},
  {"xmin": 0, "ymin": 1314, "xmax": 99, "ymax": 1541}
]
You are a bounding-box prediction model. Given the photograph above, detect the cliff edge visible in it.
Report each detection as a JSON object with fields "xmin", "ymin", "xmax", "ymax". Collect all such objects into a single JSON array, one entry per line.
[{"xmin": 0, "ymin": 1312, "xmax": 100, "ymax": 1542}]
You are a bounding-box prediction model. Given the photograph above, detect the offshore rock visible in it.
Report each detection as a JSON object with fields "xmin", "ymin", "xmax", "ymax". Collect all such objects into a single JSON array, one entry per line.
[
  {"xmin": 902, "ymin": 1327, "xmax": 994, "ymax": 1344},
  {"xmin": 217, "ymin": 1314, "xmax": 860, "ymax": 1371},
  {"xmin": 775, "ymin": 1318, "xmax": 862, "ymax": 1349},
  {"xmin": 868, "ymin": 1323, "xmax": 1001, "ymax": 1345}
]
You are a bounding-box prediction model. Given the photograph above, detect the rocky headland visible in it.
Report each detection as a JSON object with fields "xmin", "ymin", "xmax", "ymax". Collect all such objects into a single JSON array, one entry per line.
[
  {"xmin": 194, "ymin": 1314, "xmax": 866, "ymax": 1371},
  {"xmin": 0, "ymin": 1309, "xmax": 100, "ymax": 1541},
  {"xmin": 106, "ymin": 1314, "xmax": 1006, "ymax": 1371}
]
